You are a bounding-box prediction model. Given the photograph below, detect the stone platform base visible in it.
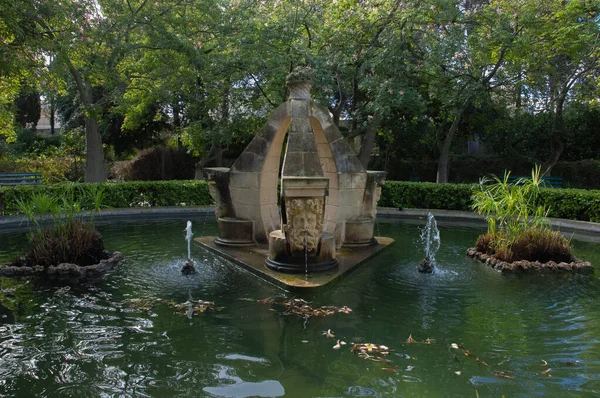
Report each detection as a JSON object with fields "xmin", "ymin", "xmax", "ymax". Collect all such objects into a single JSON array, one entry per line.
[{"xmin": 195, "ymin": 237, "xmax": 394, "ymax": 289}]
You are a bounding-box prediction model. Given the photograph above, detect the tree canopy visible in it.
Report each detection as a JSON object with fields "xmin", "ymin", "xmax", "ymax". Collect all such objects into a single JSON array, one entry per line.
[{"xmin": 2, "ymin": 0, "xmax": 599, "ymax": 182}]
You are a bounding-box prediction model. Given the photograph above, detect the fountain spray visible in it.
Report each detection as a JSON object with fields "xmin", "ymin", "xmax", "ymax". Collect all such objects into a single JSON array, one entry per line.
[
  {"xmin": 418, "ymin": 213, "xmax": 440, "ymax": 273},
  {"xmin": 181, "ymin": 221, "xmax": 196, "ymax": 275}
]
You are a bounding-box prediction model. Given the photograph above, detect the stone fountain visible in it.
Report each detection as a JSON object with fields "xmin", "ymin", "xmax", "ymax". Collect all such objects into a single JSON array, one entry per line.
[{"xmin": 197, "ymin": 67, "xmax": 393, "ymax": 288}]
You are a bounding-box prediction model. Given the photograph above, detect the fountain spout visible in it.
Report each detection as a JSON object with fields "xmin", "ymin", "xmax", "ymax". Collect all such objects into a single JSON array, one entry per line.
[
  {"xmin": 186, "ymin": 221, "xmax": 193, "ymax": 260},
  {"xmin": 182, "ymin": 221, "xmax": 196, "ymax": 275},
  {"xmin": 418, "ymin": 213, "xmax": 440, "ymax": 273}
]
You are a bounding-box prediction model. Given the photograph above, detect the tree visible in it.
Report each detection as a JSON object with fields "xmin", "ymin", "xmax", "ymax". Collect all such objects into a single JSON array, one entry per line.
[
  {"xmin": 14, "ymin": 86, "xmax": 41, "ymax": 129},
  {"xmin": 0, "ymin": 0, "xmax": 46, "ymax": 142},
  {"xmin": 407, "ymin": 0, "xmax": 530, "ymax": 183},
  {"xmin": 521, "ymin": 0, "xmax": 600, "ymax": 174}
]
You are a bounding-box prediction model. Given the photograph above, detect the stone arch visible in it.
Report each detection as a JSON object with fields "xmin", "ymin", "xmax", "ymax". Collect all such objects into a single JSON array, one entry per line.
[{"xmin": 227, "ymin": 103, "xmax": 291, "ymax": 243}]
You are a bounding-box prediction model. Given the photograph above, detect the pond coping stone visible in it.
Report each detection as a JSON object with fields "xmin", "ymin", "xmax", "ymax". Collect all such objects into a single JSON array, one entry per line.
[
  {"xmin": 0, "ymin": 251, "xmax": 124, "ymax": 278},
  {"xmin": 466, "ymin": 247, "xmax": 593, "ymax": 273}
]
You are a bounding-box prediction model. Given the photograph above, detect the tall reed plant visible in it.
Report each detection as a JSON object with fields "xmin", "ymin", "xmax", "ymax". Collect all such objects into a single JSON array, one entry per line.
[{"xmin": 472, "ymin": 166, "xmax": 573, "ymax": 262}]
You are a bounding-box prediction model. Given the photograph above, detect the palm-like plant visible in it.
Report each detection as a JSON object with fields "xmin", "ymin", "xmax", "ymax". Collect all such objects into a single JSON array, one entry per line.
[{"xmin": 472, "ymin": 166, "xmax": 572, "ymax": 262}]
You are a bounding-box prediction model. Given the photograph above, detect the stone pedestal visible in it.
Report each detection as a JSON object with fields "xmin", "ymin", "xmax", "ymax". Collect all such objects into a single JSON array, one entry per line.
[
  {"xmin": 265, "ymin": 230, "xmax": 337, "ymax": 273},
  {"xmin": 343, "ymin": 218, "xmax": 377, "ymax": 247},
  {"xmin": 215, "ymin": 217, "xmax": 255, "ymax": 247}
]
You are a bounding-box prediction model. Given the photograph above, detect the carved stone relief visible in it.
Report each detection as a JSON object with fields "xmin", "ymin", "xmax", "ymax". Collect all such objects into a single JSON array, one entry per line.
[{"xmin": 284, "ymin": 197, "xmax": 324, "ymax": 253}]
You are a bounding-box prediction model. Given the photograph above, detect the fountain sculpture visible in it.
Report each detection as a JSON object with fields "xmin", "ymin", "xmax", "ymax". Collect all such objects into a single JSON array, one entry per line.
[{"xmin": 198, "ymin": 67, "xmax": 393, "ymax": 288}]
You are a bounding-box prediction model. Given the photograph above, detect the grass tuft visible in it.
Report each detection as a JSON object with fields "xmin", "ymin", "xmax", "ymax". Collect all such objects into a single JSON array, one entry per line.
[
  {"xmin": 25, "ymin": 221, "xmax": 106, "ymax": 267},
  {"xmin": 475, "ymin": 228, "xmax": 573, "ymax": 263}
]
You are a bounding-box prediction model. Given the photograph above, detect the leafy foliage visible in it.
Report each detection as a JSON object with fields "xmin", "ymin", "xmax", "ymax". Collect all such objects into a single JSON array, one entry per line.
[
  {"xmin": 23, "ymin": 220, "xmax": 105, "ymax": 267},
  {"xmin": 379, "ymin": 181, "xmax": 474, "ymax": 210},
  {"xmin": 13, "ymin": 183, "xmax": 106, "ymax": 267},
  {"xmin": 472, "ymin": 166, "xmax": 549, "ymax": 240},
  {"xmin": 114, "ymin": 146, "xmax": 198, "ymax": 181},
  {"xmin": 3, "ymin": 0, "xmax": 600, "ymax": 181},
  {"xmin": 380, "ymin": 180, "xmax": 600, "ymax": 222},
  {"xmin": 0, "ymin": 180, "xmax": 212, "ymax": 215},
  {"xmin": 472, "ymin": 166, "xmax": 574, "ymax": 262}
]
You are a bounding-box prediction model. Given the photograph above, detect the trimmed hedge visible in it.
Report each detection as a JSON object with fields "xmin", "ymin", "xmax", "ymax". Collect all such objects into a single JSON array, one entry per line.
[
  {"xmin": 379, "ymin": 181, "xmax": 474, "ymax": 211},
  {"xmin": 381, "ymin": 181, "xmax": 600, "ymax": 223},
  {"xmin": 1, "ymin": 180, "xmax": 599, "ymax": 223},
  {"xmin": 0, "ymin": 180, "xmax": 213, "ymax": 215}
]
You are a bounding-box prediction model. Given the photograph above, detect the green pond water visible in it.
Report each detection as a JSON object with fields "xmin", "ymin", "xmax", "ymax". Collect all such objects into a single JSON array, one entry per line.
[{"xmin": 0, "ymin": 217, "xmax": 599, "ymax": 397}]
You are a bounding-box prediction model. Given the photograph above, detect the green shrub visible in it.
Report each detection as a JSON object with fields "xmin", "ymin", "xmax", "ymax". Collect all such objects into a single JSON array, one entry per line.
[
  {"xmin": 380, "ymin": 180, "xmax": 600, "ymax": 222},
  {"xmin": 0, "ymin": 180, "xmax": 212, "ymax": 215},
  {"xmin": 0, "ymin": 156, "xmax": 84, "ymax": 183},
  {"xmin": 13, "ymin": 184, "xmax": 106, "ymax": 267},
  {"xmin": 541, "ymin": 188, "xmax": 600, "ymax": 222},
  {"xmin": 23, "ymin": 220, "xmax": 105, "ymax": 267},
  {"xmin": 115, "ymin": 146, "xmax": 198, "ymax": 181},
  {"xmin": 471, "ymin": 167, "xmax": 575, "ymax": 263},
  {"xmin": 472, "ymin": 167, "xmax": 549, "ymax": 243},
  {"xmin": 379, "ymin": 181, "xmax": 474, "ymax": 210},
  {"xmin": 1, "ymin": 179, "xmax": 599, "ymax": 224}
]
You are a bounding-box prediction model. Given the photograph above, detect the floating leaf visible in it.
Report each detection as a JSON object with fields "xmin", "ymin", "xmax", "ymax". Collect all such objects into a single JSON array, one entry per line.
[
  {"xmin": 451, "ymin": 343, "xmax": 459, "ymax": 349},
  {"xmin": 381, "ymin": 365, "xmax": 399, "ymax": 373},
  {"xmin": 541, "ymin": 368, "xmax": 552, "ymax": 376},
  {"xmin": 169, "ymin": 299, "xmax": 218, "ymax": 316},
  {"xmin": 476, "ymin": 358, "xmax": 489, "ymax": 367},
  {"xmin": 406, "ymin": 365, "xmax": 414, "ymax": 371},
  {"xmin": 257, "ymin": 298, "xmax": 352, "ymax": 319},
  {"xmin": 322, "ymin": 329, "xmax": 335, "ymax": 339},
  {"xmin": 424, "ymin": 338, "xmax": 436, "ymax": 344},
  {"xmin": 541, "ymin": 359, "xmax": 548, "ymax": 366},
  {"xmin": 257, "ymin": 297, "xmax": 275, "ymax": 304},
  {"xmin": 352, "ymin": 343, "xmax": 394, "ymax": 362},
  {"xmin": 406, "ymin": 334, "xmax": 417, "ymax": 344},
  {"xmin": 492, "ymin": 370, "xmax": 513, "ymax": 379},
  {"xmin": 454, "ymin": 371, "xmax": 462, "ymax": 375}
]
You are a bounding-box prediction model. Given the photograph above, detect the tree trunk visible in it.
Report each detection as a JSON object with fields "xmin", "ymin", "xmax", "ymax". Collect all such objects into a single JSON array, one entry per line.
[
  {"xmin": 82, "ymin": 80, "xmax": 106, "ymax": 182},
  {"xmin": 436, "ymin": 99, "xmax": 470, "ymax": 183},
  {"xmin": 214, "ymin": 144, "xmax": 223, "ymax": 167},
  {"xmin": 66, "ymin": 58, "xmax": 107, "ymax": 183},
  {"xmin": 173, "ymin": 102, "xmax": 182, "ymax": 149},
  {"xmin": 357, "ymin": 113, "xmax": 381, "ymax": 168},
  {"xmin": 542, "ymin": 94, "xmax": 566, "ymax": 175},
  {"xmin": 50, "ymin": 96, "xmax": 56, "ymax": 135}
]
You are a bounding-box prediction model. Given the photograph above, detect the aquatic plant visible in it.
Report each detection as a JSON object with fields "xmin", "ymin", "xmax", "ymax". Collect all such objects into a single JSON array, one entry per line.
[
  {"xmin": 12, "ymin": 184, "xmax": 107, "ymax": 267},
  {"xmin": 472, "ymin": 166, "xmax": 573, "ymax": 263}
]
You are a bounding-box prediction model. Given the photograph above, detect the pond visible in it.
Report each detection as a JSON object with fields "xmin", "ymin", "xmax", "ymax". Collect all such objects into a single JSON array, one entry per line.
[{"xmin": 0, "ymin": 217, "xmax": 599, "ymax": 397}]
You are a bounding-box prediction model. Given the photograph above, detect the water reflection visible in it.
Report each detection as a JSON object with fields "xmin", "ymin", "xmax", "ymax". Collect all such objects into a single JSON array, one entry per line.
[{"xmin": 203, "ymin": 364, "xmax": 284, "ymax": 397}]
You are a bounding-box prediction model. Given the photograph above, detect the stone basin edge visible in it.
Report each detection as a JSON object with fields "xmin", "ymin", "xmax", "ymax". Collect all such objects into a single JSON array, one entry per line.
[{"xmin": 1, "ymin": 206, "xmax": 599, "ymax": 237}]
